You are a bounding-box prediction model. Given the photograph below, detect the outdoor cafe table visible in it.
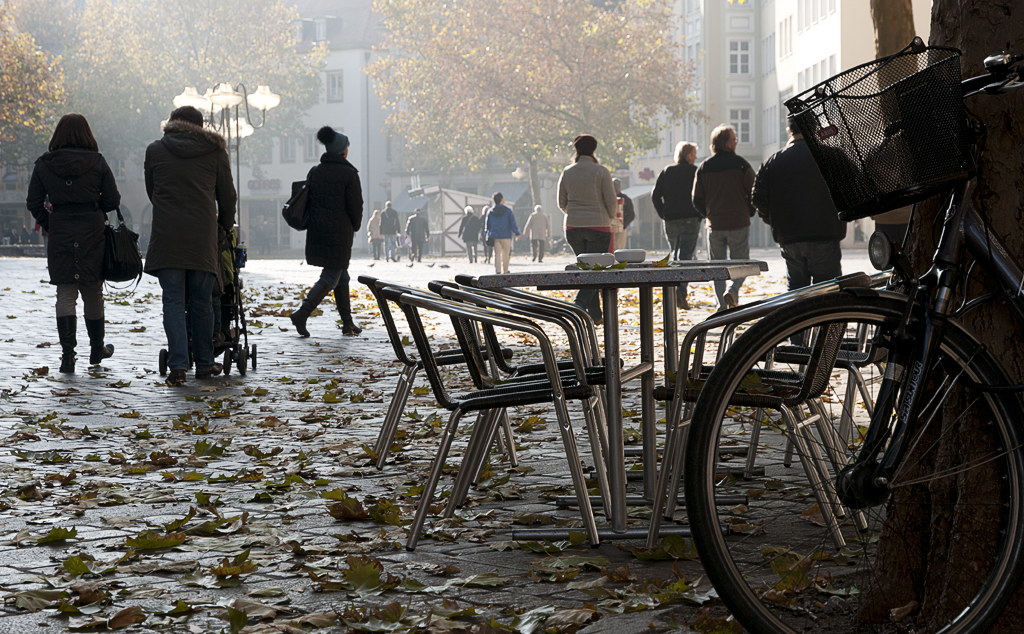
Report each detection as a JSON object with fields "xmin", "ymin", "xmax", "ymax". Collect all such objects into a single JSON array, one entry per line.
[{"xmin": 473, "ymin": 260, "xmax": 767, "ymax": 536}]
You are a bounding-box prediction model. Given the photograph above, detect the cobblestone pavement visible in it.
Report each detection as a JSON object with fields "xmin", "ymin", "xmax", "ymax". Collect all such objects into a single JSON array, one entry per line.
[{"xmin": 0, "ymin": 249, "xmax": 869, "ymax": 634}]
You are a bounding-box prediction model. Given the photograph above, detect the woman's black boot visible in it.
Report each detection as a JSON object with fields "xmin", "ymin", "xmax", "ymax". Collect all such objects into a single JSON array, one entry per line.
[
  {"xmin": 334, "ymin": 280, "xmax": 362, "ymax": 336},
  {"xmin": 290, "ymin": 283, "xmax": 333, "ymax": 337},
  {"xmin": 56, "ymin": 315, "xmax": 77, "ymax": 373},
  {"xmin": 85, "ymin": 318, "xmax": 114, "ymax": 365}
]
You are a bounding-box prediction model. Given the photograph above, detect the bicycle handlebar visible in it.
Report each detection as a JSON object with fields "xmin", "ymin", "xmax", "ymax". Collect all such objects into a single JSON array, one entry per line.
[{"xmin": 962, "ymin": 51, "xmax": 1024, "ymax": 97}]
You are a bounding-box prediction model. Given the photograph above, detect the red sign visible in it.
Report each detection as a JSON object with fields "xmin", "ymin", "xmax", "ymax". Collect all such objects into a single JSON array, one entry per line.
[{"xmin": 638, "ymin": 167, "xmax": 655, "ymax": 181}]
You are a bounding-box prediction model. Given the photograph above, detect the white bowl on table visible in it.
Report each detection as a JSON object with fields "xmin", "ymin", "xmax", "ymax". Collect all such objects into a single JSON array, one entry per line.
[
  {"xmin": 577, "ymin": 253, "xmax": 616, "ymax": 268},
  {"xmin": 614, "ymin": 249, "xmax": 646, "ymax": 264}
]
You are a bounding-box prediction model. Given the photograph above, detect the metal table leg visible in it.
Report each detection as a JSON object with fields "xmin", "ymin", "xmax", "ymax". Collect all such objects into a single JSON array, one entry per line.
[
  {"xmin": 602, "ymin": 287, "xmax": 627, "ymax": 532},
  {"xmin": 639, "ymin": 287, "xmax": 656, "ymax": 500},
  {"xmin": 662, "ymin": 286, "xmax": 678, "ymax": 378}
]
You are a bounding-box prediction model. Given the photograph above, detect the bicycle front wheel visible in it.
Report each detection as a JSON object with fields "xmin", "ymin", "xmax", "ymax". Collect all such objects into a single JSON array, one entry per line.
[{"xmin": 684, "ymin": 292, "xmax": 1024, "ymax": 634}]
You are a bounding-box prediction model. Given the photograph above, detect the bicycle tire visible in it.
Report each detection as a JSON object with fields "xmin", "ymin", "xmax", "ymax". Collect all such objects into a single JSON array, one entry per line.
[{"xmin": 684, "ymin": 291, "xmax": 1024, "ymax": 634}]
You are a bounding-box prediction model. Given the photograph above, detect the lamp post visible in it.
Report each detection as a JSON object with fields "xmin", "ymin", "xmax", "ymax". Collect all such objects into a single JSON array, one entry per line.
[{"xmin": 171, "ymin": 83, "xmax": 281, "ymax": 230}]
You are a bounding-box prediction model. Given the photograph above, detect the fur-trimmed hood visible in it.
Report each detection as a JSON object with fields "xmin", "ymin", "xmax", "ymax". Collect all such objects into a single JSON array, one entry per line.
[{"xmin": 161, "ymin": 119, "xmax": 227, "ymax": 158}]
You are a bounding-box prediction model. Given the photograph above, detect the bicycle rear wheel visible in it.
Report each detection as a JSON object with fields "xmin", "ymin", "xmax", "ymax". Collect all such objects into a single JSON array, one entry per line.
[{"xmin": 684, "ymin": 292, "xmax": 1024, "ymax": 634}]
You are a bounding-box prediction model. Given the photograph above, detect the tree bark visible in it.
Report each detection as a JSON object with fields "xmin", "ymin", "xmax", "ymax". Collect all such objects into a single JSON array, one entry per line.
[{"xmin": 865, "ymin": 1, "xmax": 1024, "ymax": 630}]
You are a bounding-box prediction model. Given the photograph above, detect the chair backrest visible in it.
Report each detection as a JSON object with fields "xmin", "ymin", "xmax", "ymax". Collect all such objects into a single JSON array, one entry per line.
[
  {"xmin": 782, "ymin": 321, "xmax": 847, "ymax": 406},
  {"xmin": 380, "ymin": 286, "xmax": 461, "ymax": 410},
  {"xmin": 358, "ymin": 275, "xmax": 419, "ymax": 367}
]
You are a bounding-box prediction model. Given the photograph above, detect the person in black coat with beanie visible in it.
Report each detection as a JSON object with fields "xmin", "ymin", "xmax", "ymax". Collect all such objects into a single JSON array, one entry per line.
[
  {"xmin": 26, "ymin": 114, "xmax": 121, "ymax": 373},
  {"xmin": 289, "ymin": 126, "xmax": 364, "ymax": 337}
]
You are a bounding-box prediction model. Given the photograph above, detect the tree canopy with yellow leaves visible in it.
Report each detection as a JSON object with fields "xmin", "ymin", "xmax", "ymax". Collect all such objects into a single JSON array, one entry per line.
[
  {"xmin": 369, "ymin": 0, "xmax": 697, "ymax": 198},
  {"xmin": 0, "ymin": 5, "xmax": 64, "ymax": 162}
]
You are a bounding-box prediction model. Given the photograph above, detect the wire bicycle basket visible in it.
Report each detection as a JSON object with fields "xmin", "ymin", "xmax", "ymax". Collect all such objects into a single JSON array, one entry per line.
[{"xmin": 785, "ymin": 45, "xmax": 975, "ymax": 221}]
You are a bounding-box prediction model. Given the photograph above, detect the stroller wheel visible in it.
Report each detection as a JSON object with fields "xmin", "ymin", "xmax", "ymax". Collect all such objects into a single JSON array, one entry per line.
[
  {"xmin": 223, "ymin": 349, "xmax": 232, "ymax": 376},
  {"xmin": 251, "ymin": 345, "xmax": 257, "ymax": 370},
  {"xmin": 158, "ymin": 349, "xmax": 168, "ymax": 376},
  {"xmin": 237, "ymin": 347, "xmax": 248, "ymax": 376}
]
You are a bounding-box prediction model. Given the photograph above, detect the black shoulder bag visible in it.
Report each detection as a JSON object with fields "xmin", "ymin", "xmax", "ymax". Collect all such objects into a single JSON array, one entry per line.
[
  {"xmin": 282, "ymin": 180, "xmax": 310, "ymax": 230},
  {"xmin": 103, "ymin": 207, "xmax": 143, "ymax": 287}
]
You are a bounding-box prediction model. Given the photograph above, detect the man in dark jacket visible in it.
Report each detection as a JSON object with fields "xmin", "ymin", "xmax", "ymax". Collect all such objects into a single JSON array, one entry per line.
[
  {"xmin": 693, "ymin": 125, "xmax": 756, "ymax": 310},
  {"xmin": 380, "ymin": 200, "xmax": 400, "ymax": 262},
  {"xmin": 653, "ymin": 141, "xmax": 701, "ymax": 309},
  {"xmin": 751, "ymin": 119, "xmax": 846, "ymax": 291},
  {"xmin": 289, "ymin": 126, "xmax": 364, "ymax": 337},
  {"xmin": 405, "ymin": 208, "xmax": 429, "ymax": 262},
  {"xmin": 144, "ymin": 106, "xmax": 236, "ymax": 385},
  {"xmin": 458, "ymin": 206, "xmax": 483, "ymax": 263}
]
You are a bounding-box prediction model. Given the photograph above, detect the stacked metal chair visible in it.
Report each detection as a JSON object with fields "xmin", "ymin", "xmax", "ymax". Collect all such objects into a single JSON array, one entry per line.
[{"xmin": 381, "ymin": 285, "xmax": 602, "ymax": 550}]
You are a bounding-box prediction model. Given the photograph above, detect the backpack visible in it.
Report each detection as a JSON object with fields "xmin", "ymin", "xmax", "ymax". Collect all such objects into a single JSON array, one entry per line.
[{"xmin": 282, "ymin": 180, "xmax": 309, "ymax": 230}]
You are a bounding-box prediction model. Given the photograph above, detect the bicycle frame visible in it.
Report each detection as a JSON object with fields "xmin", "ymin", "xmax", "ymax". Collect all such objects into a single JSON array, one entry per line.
[{"xmin": 856, "ymin": 174, "xmax": 1024, "ymax": 482}]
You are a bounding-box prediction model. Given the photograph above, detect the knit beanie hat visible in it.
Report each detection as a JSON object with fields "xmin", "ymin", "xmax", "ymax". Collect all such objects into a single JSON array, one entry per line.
[
  {"xmin": 317, "ymin": 126, "xmax": 349, "ymax": 154},
  {"xmin": 573, "ymin": 134, "xmax": 598, "ymax": 156}
]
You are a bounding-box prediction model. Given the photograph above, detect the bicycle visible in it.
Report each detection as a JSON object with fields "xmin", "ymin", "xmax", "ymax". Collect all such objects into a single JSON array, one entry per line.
[{"xmin": 680, "ymin": 38, "xmax": 1024, "ymax": 634}]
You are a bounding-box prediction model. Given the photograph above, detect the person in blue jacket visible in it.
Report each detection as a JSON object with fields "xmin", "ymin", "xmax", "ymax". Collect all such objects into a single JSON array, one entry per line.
[{"xmin": 484, "ymin": 192, "xmax": 520, "ymax": 273}]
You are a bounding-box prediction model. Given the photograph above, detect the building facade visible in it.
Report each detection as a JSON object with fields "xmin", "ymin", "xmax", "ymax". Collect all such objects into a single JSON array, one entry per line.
[{"xmin": 631, "ymin": 0, "xmax": 931, "ymax": 248}]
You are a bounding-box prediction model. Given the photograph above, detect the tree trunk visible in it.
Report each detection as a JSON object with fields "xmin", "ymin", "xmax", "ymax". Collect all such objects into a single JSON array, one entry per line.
[
  {"xmin": 528, "ymin": 157, "xmax": 543, "ymax": 215},
  {"xmin": 869, "ymin": 0, "xmax": 915, "ymax": 58},
  {"xmin": 865, "ymin": 1, "xmax": 1024, "ymax": 630}
]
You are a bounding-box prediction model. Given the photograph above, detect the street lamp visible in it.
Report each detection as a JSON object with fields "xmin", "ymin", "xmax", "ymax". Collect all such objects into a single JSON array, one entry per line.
[{"xmin": 169, "ymin": 83, "xmax": 281, "ymax": 225}]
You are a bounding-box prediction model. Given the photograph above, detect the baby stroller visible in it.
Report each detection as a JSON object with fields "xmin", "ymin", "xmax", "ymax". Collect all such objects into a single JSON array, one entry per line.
[{"xmin": 158, "ymin": 227, "xmax": 257, "ymax": 376}]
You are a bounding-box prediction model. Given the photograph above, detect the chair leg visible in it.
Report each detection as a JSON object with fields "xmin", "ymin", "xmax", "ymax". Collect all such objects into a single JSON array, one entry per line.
[
  {"xmin": 549, "ymin": 395, "xmax": 600, "ymax": 547},
  {"xmin": 499, "ymin": 410, "xmax": 519, "ymax": 467},
  {"xmin": 447, "ymin": 409, "xmax": 501, "ymax": 515},
  {"xmin": 648, "ymin": 389, "xmax": 689, "ymax": 546},
  {"xmin": 663, "ymin": 401, "xmax": 693, "ymax": 519},
  {"xmin": 407, "ymin": 408, "xmax": 466, "ymax": 551},
  {"xmin": 375, "ymin": 365, "xmax": 417, "ymax": 469},
  {"xmin": 781, "ymin": 404, "xmax": 847, "ymax": 550},
  {"xmin": 582, "ymin": 396, "xmax": 612, "ymax": 516}
]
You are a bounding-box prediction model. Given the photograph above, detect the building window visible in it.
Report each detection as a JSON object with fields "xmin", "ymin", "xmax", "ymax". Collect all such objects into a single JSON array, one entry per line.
[
  {"xmin": 730, "ymin": 109, "xmax": 751, "ymax": 144},
  {"xmin": 820, "ymin": 0, "xmax": 828, "ymax": 19},
  {"xmin": 314, "ymin": 18, "xmax": 326, "ymax": 42},
  {"xmin": 762, "ymin": 105, "xmax": 778, "ymax": 147},
  {"xmin": 780, "ymin": 88, "xmax": 792, "ymax": 138},
  {"xmin": 829, "ymin": 0, "xmax": 836, "ymax": 12},
  {"xmin": 304, "ymin": 131, "xmax": 319, "ymax": 162},
  {"xmin": 327, "ymin": 71, "xmax": 343, "ymax": 102},
  {"xmin": 280, "ymin": 137, "xmax": 296, "ymax": 163},
  {"xmin": 829, "ymin": 54, "xmax": 837, "ymax": 77},
  {"xmin": 729, "ymin": 40, "xmax": 750, "ymax": 75},
  {"xmin": 762, "ymin": 32, "xmax": 775, "ymax": 75},
  {"xmin": 797, "ymin": 0, "xmax": 803, "ymax": 31}
]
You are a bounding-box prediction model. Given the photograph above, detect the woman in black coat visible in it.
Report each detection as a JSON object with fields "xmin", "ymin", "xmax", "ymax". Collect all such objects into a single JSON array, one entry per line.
[
  {"xmin": 26, "ymin": 114, "xmax": 121, "ymax": 373},
  {"xmin": 289, "ymin": 126, "xmax": 364, "ymax": 337}
]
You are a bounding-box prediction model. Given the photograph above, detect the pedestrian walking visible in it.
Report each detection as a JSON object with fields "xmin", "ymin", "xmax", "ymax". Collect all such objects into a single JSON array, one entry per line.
[
  {"xmin": 484, "ymin": 193, "xmax": 520, "ymax": 274},
  {"xmin": 26, "ymin": 113, "xmax": 121, "ymax": 373},
  {"xmin": 751, "ymin": 119, "xmax": 846, "ymax": 291},
  {"xmin": 380, "ymin": 200, "xmax": 400, "ymax": 262},
  {"xmin": 481, "ymin": 205, "xmax": 493, "ymax": 264},
  {"xmin": 611, "ymin": 179, "xmax": 634, "ymax": 251},
  {"xmin": 367, "ymin": 208, "xmax": 383, "ymax": 260},
  {"xmin": 692, "ymin": 124, "xmax": 756, "ymax": 311},
  {"xmin": 557, "ymin": 134, "xmax": 618, "ymax": 321},
  {"xmin": 652, "ymin": 141, "xmax": 702, "ymax": 309},
  {"xmin": 144, "ymin": 106, "xmax": 236, "ymax": 385},
  {"xmin": 404, "ymin": 208, "xmax": 429, "ymax": 262},
  {"xmin": 288, "ymin": 126, "xmax": 364, "ymax": 338},
  {"xmin": 458, "ymin": 206, "xmax": 483, "ymax": 263},
  {"xmin": 522, "ymin": 205, "xmax": 550, "ymax": 262}
]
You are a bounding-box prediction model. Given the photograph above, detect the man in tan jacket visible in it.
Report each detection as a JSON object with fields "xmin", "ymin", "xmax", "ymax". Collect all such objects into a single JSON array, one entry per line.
[{"xmin": 522, "ymin": 205, "xmax": 551, "ymax": 262}]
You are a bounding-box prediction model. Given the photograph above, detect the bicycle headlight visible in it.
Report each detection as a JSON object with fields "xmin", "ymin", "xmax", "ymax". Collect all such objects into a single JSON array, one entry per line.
[{"xmin": 868, "ymin": 231, "xmax": 894, "ymax": 271}]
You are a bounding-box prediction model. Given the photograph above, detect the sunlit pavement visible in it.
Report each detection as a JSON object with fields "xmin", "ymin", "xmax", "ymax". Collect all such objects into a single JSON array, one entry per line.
[{"xmin": 0, "ymin": 248, "xmax": 871, "ymax": 633}]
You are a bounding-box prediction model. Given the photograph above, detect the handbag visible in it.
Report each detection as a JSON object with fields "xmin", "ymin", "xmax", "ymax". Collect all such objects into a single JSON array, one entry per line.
[
  {"xmin": 282, "ymin": 180, "xmax": 309, "ymax": 230},
  {"xmin": 103, "ymin": 207, "xmax": 143, "ymax": 285}
]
